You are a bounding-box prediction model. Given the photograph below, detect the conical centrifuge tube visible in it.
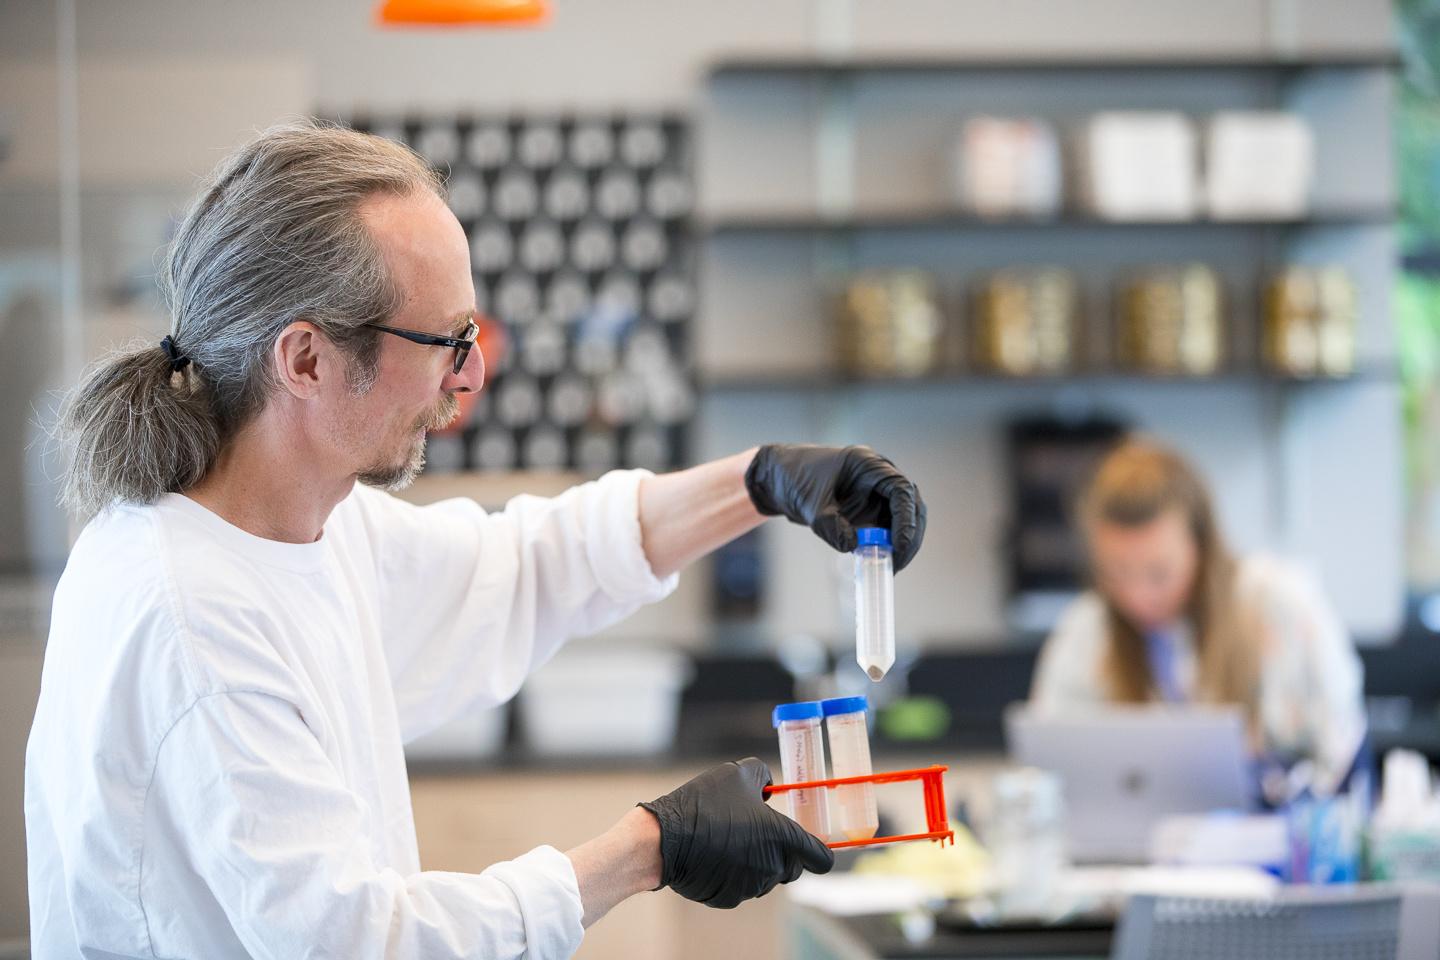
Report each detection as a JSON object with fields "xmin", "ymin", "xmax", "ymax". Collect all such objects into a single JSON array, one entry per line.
[{"xmin": 854, "ymin": 527, "xmax": 895, "ymax": 682}]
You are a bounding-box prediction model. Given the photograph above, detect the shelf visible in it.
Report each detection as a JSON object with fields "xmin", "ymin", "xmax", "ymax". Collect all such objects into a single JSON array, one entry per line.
[
  {"xmin": 396, "ymin": 469, "xmax": 588, "ymax": 508},
  {"xmin": 702, "ymin": 208, "xmax": 1397, "ymax": 234},
  {"xmin": 700, "ymin": 366, "xmax": 1398, "ymax": 393},
  {"xmin": 710, "ymin": 51, "xmax": 1402, "ymax": 78}
]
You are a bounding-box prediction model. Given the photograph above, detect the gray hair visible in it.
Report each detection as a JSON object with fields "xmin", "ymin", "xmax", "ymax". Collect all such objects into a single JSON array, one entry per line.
[{"xmin": 58, "ymin": 119, "xmax": 444, "ymax": 517}]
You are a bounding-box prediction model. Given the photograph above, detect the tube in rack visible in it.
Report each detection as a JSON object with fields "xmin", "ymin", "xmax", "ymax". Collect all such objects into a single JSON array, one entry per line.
[
  {"xmin": 771, "ymin": 701, "xmax": 831, "ymax": 840},
  {"xmin": 821, "ymin": 696, "xmax": 879, "ymax": 841}
]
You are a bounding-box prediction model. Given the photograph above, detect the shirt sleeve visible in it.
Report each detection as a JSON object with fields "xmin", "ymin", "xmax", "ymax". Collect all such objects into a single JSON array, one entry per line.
[
  {"xmin": 1245, "ymin": 557, "xmax": 1367, "ymax": 793},
  {"xmin": 142, "ymin": 690, "xmax": 585, "ymax": 960},
  {"xmin": 1029, "ymin": 593, "xmax": 1111, "ymax": 710},
  {"xmin": 346, "ymin": 469, "xmax": 679, "ymax": 740}
]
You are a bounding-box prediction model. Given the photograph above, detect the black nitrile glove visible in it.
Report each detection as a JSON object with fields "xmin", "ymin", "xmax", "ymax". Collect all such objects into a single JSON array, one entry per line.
[
  {"xmin": 638, "ymin": 758, "xmax": 834, "ymax": 909},
  {"xmin": 744, "ymin": 443, "xmax": 927, "ymax": 571}
]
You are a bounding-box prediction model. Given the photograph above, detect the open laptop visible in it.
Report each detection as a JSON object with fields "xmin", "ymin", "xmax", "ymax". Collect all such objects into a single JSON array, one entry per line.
[{"xmin": 1004, "ymin": 704, "xmax": 1253, "ymax": 863}]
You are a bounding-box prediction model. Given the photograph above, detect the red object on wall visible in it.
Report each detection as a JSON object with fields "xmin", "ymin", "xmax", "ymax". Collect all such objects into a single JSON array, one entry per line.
[{"xmin": 433, "ymin": 313, "xmax": 508, "ymax": 437}]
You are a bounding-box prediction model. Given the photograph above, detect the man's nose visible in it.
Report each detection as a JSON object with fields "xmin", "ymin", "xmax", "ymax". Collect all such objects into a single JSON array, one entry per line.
[{"xmin": 446, "ymin": 343, "xmax": 485, "ymax": 394}]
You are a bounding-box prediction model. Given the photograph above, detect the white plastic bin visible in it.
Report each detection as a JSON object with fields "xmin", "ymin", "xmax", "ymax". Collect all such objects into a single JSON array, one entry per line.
[
  {"xmin": 520, "ymin": 647, "xmax": 692, "ymax": 756},
  {"xmin": 404, "ymin": 705, "xmax": 508, "ymax": 761}
]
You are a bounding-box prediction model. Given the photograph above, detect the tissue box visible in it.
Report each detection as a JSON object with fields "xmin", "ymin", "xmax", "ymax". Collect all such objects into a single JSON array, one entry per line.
[
  {"xmin": 1078, "ymin": 112, "xmax": 1198, "ymax": 221},
  {"xmin": 1205, "ymin": 112, "xmax": 1314, "ymax": 220}
]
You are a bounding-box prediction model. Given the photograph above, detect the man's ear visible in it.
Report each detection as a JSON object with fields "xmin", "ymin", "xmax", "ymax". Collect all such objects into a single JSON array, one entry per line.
[{"xmin": 273, "ymin": 321, "xmax": 326, "ymax": 400}]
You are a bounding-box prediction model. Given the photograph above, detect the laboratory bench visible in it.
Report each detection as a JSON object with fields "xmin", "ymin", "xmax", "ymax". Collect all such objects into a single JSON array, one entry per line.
[
  {"xmin": 789, "ymin": 907, "xmax": 1113, "ymax": 960},
  {"xmin": 403, "ymin": 609, "xmax": 1440, "ymax": 960}
]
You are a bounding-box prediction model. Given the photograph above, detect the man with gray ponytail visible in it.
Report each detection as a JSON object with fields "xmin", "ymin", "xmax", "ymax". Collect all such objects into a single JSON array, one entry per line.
[{"xmin": 25, "ymin": 120, "xmax": 926, "ymax": 959}]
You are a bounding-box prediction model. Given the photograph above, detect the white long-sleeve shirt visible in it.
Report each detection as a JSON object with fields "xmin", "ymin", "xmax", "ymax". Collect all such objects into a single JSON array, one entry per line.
[
  {"xmin": 25, "ymin": 471, "xmax": 677, "ymax": 960},
  {"xmin": 1030, "ymin": 554, "xmax": 1366, "ymax": 792}
]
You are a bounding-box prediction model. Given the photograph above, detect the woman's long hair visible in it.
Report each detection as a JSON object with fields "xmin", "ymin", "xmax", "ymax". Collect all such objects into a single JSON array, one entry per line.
[{"xmin": 1078, "ymin": 440, "xmax": 1261, "ymax": 713}]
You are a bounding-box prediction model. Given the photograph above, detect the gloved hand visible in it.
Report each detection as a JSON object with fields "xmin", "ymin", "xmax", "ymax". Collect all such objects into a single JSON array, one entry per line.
[
  {"xmin": 744, "ymin": 444, "xmax": 927, "ymax": 571},
  {"xmin": 638, "ymin": 758, "xmax": 834, "ymax": 909}
]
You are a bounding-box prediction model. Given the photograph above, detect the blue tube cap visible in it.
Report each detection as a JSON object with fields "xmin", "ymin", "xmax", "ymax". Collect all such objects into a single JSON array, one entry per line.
[
  {"xmin": 855, "ymin": 526, "xmax": 892, "ymax": 547},
  {"xmin": 820, "ymin": 696, "xmax": 869, "ymax": 717},
  {"xmin": 772, "ymin": 700, "xmax": 824, "ymax": 727}
]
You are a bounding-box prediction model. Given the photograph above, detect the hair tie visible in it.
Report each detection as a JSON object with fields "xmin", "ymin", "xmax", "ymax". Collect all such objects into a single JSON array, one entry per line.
[{"xmin": 159, "ymin": 335, "xmax": 191, "ymax": 374}]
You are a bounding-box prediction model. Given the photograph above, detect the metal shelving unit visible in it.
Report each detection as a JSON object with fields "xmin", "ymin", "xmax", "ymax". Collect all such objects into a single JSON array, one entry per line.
[
  {"xmin": 695, "ymin": 49, "xmax": 1401, "ymax": 378},
  {"xmin": 694, "ymin": 44, "xmax": 1404, "ymax": 638}
]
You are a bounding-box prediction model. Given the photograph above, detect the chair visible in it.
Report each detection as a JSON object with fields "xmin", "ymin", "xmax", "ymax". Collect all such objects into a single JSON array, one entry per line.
[{"xmin": 1111, "ymin": 885, "xmax": 1440, "ymax": 960}]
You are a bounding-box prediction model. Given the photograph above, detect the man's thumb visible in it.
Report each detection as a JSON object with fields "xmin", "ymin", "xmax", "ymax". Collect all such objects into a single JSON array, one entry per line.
[{"xmin": 810, "ymin": 506, "xmax": 857, "ymax": 555}]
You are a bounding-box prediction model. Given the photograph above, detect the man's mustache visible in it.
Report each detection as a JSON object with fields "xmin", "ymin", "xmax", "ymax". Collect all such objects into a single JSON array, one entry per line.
[{"xmin": 419, "ymin": 394, "xmax": 461, "ymax": 431}]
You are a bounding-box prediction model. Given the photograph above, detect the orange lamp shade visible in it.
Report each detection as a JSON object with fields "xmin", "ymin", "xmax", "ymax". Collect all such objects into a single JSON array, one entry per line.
[{"xmin": 376, "ymin": 0, "xmax": 548, "ymax": 27}]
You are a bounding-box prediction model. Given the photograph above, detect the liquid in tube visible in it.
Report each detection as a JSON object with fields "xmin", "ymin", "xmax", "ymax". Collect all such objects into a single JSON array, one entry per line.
[
  {"xmin": 771, "ymin": 701, "xmax": 831, "ymax": 840},
  {"xmin": 854, "ymin": 527, "xmax": 896, "ymax": 682},
  {"xmin": 822, "ymin": 696, "xmax": 879, "ymax": 841}
]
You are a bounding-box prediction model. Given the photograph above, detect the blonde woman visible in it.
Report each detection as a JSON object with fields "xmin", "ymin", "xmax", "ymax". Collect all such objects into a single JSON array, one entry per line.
[{"xmin": 1030, "ymin": 439, "xmax": 1367, "ymax": 797}]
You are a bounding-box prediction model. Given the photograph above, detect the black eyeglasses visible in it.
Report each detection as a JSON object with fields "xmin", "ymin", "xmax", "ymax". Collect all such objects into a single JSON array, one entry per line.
[{"xmin": 363, "ymin": 319, "xmax": 479, "ymax": 375}]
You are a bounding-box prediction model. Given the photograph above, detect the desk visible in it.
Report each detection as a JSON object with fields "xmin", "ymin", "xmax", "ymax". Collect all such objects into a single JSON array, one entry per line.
[{"xmin": 782, "ymin": 862, "xmax": 1277, "ymax": 959}]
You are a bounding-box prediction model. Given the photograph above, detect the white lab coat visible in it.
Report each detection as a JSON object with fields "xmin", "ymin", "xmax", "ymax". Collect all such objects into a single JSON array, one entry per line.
[
  {"xmin": 25, "ymin": 471, "xmax": 677, "ymax": 959},
  {"xmin": 1030, "ymin": 554, "xmax": 1367, "ymax": 792}
]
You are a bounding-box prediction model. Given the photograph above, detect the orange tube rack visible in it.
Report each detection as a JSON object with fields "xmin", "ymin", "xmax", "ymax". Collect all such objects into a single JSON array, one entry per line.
[{"xmin": 763, "ymin": 764, "xmax": 955, "ymax": 850}]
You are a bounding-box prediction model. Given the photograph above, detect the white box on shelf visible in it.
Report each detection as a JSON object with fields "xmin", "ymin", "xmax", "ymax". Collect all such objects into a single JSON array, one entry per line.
[
  {"xmin": 1204, "ymin": 111, "xmax": 1314, "ymax": 220},
  {"xmin": 520, "ymin": 646, "xmax": 692, "ymax": 756},
  {"xmin": 1078, "ymin": 112, "xmax": 1198, "ymax": 221},
  {"xmin": 953, "ymin": 116, "xmax": 1063, "ymax": 219}
]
